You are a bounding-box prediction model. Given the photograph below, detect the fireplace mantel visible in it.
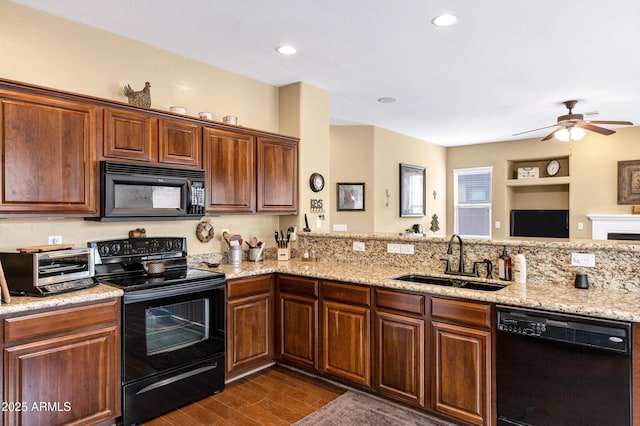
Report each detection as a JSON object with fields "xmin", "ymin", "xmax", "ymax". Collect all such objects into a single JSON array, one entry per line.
[{"xmin": 587, "ymin": 214, "xmax": 640, "ymax": 240}]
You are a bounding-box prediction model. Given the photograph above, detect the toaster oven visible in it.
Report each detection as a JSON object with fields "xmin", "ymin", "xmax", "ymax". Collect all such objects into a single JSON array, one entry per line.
[{"xmin": 0, "ymin": 248, "xmax": 96, "ymax": 296}]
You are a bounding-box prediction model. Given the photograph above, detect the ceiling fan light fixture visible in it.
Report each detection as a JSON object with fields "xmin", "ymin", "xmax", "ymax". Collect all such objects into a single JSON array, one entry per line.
[
  {"xmin": 555, "ymin": 127, "xmax": 585, "ymax": 142},
  {"xmin": 431, "ymin": 14, "xmax": 459, "ymax": 27}
]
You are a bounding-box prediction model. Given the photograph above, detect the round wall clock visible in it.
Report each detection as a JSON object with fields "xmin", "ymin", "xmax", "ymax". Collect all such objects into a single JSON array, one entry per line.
[
  {"xmin": 309, "ymin": 173, "xmax": 325, "ymax": 192},
  {"xmin": 546, "ymin": 159, "xmax": 561, "ymax": 177}
]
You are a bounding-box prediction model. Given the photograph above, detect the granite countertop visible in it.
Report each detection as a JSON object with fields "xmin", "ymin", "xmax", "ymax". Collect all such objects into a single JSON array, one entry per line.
[
  {"xmin": 0, "ymin": 284, "xmax": 123, "ymax": 315},
  {"xmin": 195, "ymin": 258, "xmax": 640, "ymax": 322}
]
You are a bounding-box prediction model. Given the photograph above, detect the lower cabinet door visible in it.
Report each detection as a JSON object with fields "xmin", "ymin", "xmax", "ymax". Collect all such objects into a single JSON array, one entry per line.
[
  {"xmin": 376, "ymin": 311, "xmax": 425, "ymax": 407},
  {"xmin": 432, "ymin": 321, "xmax": 491, "ymax": 425},
  {"xmin": 227, "ymin": 292, "xmax": 273, "ymax": 375},
  {"xmin": 278, "ymin": 293, "xmax": 318, "ymax": 369},
  {"xmin": 3, "ymin": 327, "xmax": 120, "ymax": 426},
  {"xmin": 322, "ymin": 300, "xmax": 371, "ymax": 387}
]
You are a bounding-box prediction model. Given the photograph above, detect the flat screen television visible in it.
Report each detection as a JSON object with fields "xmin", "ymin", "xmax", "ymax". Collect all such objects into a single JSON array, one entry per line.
[{"xmin": 510, "ymin": 209, "xmax": 569, "ymax": 238}]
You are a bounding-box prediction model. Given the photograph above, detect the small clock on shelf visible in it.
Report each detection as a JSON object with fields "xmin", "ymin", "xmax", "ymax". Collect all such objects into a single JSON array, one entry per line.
[
  {"xmin": 309, "ymin": 173, "xmax": 325, "ymax": 192},
  {"xmin": 546, "ymin": 159, "xmax": 561, "ymax": 177}
]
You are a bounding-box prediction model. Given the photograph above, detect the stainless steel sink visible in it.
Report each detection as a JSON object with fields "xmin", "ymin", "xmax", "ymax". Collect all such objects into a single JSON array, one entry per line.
[{"xmin": 393, "ymin": 274, "xmax": 505, "ymax": 291}]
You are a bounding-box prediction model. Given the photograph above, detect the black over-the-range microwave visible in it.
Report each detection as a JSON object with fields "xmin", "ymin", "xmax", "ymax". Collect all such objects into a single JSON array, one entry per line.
[{"xmin": 87, "ymin": 161, "xmax": 206, "ymax": 222}]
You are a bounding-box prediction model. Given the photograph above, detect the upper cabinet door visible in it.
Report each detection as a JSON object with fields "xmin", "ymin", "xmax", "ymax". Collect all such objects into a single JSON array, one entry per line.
[
  {"xmin": 256, "ymin": 137, "xmax": 298, "ymax": 213},
  {"xmin": 103, "ymin": 107, "xmax": 157, "ymax": 162},
  {"xmin": 203, "ymin": 127, "xmax": 255, "ymax": 213},
  {"xmin": 0, "ymin": 91, "xmax": 97, "ymax": 215},
  {"xmin": 159, "ymin": 118, "xmax": 201, "ymax": 168}
]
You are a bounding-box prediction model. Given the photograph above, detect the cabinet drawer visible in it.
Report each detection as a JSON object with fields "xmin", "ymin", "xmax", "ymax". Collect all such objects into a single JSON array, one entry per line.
[
  {"xmin": 375, "ymin": 288, "xmax": 424, "ymax": 316},
  {"xmin": 431, "ymin": 297, "xmax": 492, "ymax": 328},
  {"xmin": 278, "ymin": 275, "xmax": 318, "ymax": 297},
  {"xmin": 3, "ymin": 298, "xmax": 119, "ymax": 344},
  {"xmin": 228, "ymin": 275, "xmax": 273, "ymax": 299},
  {"xmin": 322, "ymin": 281, "xmax": 370, "ymax": 306}
]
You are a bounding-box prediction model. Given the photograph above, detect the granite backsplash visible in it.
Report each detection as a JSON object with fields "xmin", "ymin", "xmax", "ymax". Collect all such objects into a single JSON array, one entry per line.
[{"xmin": 296, "ymin": 233, "xmax": 640, "ymax": 291}]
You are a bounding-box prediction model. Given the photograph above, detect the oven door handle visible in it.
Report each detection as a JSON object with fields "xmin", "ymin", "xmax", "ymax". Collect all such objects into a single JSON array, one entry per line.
[
  {"xmin": 123, "ymin": 279, "xmax": 225, "ymax": 304},
  {"xmin": 135, "ymin": 364, "xmax": 220, "ymax": 395}
]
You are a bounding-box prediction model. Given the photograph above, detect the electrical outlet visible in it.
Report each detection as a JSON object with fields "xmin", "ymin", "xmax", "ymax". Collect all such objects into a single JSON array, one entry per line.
[
  {"xmin": 571, "ymin": 253, "xmax": 595, "ymax": 267},
  {"xmin": 353, "ymin": 241, "xmax": 365, "ymax": 252},
  {"xmin": 400, "ymin": 244, "xmax": 415, "ymax": 255},
  {"xmin": 48, "ymin": 235, "xmax": 62, "ymax": 245},
  {"xmin": 387, "ymin": 243, "xmax": 401, "ymax": 254}
]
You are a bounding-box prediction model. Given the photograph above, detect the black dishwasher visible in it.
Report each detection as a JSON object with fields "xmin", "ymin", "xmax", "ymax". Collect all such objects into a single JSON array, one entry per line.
[{"xmin": 496, "ymin": 306, "xmax": 631, "ymax": 426}]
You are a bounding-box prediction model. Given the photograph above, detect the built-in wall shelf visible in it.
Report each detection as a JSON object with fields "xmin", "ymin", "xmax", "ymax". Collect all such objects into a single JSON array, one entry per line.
[{"xmin": 505, "ymin": 176, "xmax": 571, "ymax": 187}]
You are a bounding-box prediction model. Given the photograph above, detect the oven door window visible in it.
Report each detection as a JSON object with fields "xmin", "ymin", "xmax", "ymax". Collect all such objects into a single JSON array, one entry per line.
[
  {"xmin": 123, "ymin": 285, "xmax": 225, "ymax": 382},
  {"xmin": 145, "ymin": 298, "xmax": 209, "ymax": 356}
]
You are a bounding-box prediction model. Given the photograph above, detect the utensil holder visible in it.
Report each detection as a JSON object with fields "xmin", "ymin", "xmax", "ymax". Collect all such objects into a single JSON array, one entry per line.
[
  {"xmin": 277, "ymin": 247, "xmax": 291, "ymax": 261},
  {"xmin": 249, "ymin": 247, "xmax": 264, "ymax": 262},
  {"xmin": 228, "ymin": 246, "xmax": 243, "ymax": 266}
]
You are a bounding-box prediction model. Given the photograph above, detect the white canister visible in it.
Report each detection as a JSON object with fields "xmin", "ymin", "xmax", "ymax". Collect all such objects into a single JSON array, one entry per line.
[
  {"xmin": 228, "ymin": 246, "xmax": 243, "ymax": 266},
  {"xmin": 199, "ymin": 111, "xmax": 212, "ymax": 120},
  {"xmin": 170, "ymin": 106, "xmax": 186, "ymax": 114},
  {"xmin": 223, "ymin": 115, "xmax": 238, "ymax": 125}
]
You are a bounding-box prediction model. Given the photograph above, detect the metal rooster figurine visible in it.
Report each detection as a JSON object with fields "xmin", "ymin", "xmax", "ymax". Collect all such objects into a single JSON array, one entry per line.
[{"xmin": 123, "ymin": 81, "xmax": 151, "ymax": 108}]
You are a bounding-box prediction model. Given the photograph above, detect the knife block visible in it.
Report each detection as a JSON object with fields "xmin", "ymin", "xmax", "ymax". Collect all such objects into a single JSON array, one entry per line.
[{"xmin": 277, "ymin": 247, "xmax": 291, "ymax": 261}]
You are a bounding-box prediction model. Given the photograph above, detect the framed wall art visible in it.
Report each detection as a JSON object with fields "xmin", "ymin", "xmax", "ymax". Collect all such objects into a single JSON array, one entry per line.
[
  {"xmin": 337, "ymin": 183, "xmax": 365, "ymax": 211},
  {"xmin": 400, "ymin": 163, "xmax": 426, "ymax": 217},
  {"xmin": 617, "ymin": 160, "xmax": 640, "ymax": 204}
]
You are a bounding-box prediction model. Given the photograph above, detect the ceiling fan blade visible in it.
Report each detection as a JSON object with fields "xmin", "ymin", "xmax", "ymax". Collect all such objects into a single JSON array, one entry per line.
[
  {"xmin": 579, "ymin": 123, "xmax": 615, "ymax": 136},
  {"xmin": 541, "ymin": 130, "xmax": 557, "ymax": 141},
  {"xmin": 512, "ymin": 124, "xmax": 558, "ymax": 137},
  {"xmin": 588, "ymin": 120, "xmax": 633, "ymax": 126}
]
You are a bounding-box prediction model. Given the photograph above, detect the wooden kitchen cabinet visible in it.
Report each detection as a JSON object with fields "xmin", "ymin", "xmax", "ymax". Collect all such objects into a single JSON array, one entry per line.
[
  {"xmin": 0, "ymin": 87, "xmax": 97, "ymax": 216},
  {"xmin": 321, "ymin": 281, "xmax": 371, "ymax": 387},
  {"xmin": 226, "ymin": 275, "xmax": 274, "ymax": 379},
  {"xmin": 203, "ymin": 127, "xmax": 255, "ymax": 213},
  {"xmin": 374, "ymin": 288, "xmax": 427, "ymax": 408},
  {"xmin": 431, "ymin": 297, "xmax": 494, "ymax": 426},
  {"xmin": 203, "ymin": 128, "xmax": 298, "ymax": 214},
  {"xmin": 103, "ymin": 107, "xmax": 201, "ymax": 167},
  {"xmin": 1, "ymin": 298, "xmax": 121, "ymax": 426},
  {"xmin": 276, "ymin": 275, "xmax": 319, "ymax": 370},
  {"xmin": 256, "ymin": 136, "xmax": 298, "ymax": 213}
]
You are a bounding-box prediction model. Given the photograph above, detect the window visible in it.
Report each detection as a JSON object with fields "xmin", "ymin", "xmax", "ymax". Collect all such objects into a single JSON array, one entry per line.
[{"xmin": 453, "ymin": 166, "xmax": 492, "ymax": 238}]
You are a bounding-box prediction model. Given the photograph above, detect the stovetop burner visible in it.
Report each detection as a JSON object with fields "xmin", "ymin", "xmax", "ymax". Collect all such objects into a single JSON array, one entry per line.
[
  {"xmin": 89, "ymin": 237, "xmax": 225, "ymax": 292},
  {"xmin": 99, "ymin": 268, "xmax": 225, "ymax": 292}
]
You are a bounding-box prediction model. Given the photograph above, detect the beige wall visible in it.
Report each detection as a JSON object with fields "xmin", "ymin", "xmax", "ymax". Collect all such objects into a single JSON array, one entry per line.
[
  {"xmin": 0, "ymin": 1, "xmax": 283, "ymax": 254},
  {"xmin": 280, "ymin": 83, "xmax": 331, "ymax": 234},
  {"xmin": 330, "ymin": 125, "xmax": 447, "ymax": 235},
  {"xmin": 447, "ymin": 126, "xmax": 640, "ymax": 238}
]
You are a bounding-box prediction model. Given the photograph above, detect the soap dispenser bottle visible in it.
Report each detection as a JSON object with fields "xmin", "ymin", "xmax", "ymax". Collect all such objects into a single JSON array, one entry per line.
[
  {"xmin": 513, "ymin": 248, "xmax": 527, "ymax": 284},
  {"xmin": 498, "ymin": 246, "xmax": 512, "ymax": 281}
]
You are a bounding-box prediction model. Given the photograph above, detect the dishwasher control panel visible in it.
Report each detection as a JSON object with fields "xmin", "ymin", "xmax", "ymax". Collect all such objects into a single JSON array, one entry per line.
[
  {"xmin": 497, "ymin": 306, "xmax": 631, "ymax": 353},
  {"xmin": 498, "ymin": 315, "xmax": 546, "ymax": 336}
]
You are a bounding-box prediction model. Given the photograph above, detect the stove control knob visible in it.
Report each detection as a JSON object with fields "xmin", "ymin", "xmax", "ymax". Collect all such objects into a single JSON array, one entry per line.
[
  {"xmin": 111, "ymin": 243, "xmax": 121, "ymax": 255},
  {"xmin": 99, "ymin": 245, "xmax": 110, "ymax": 256}
]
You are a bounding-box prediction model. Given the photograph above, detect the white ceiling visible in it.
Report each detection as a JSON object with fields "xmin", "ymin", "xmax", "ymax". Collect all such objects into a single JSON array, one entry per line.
[{"xmin": 11, "ymin": 0, "xmax": 640, "ymax": 146}]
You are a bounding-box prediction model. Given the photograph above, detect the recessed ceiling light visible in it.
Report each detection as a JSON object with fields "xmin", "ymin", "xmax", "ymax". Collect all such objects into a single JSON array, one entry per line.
[
  {"xmin": 378, "ymin": 97, "xmax": 397, "ymax": 103},
  {"xmin": 276, "ymin": 45, "xmax": 297, "ymax": 55},
  {"xmin": 431, "ymin": 14, "xmax": 459, "ymax": 27}
]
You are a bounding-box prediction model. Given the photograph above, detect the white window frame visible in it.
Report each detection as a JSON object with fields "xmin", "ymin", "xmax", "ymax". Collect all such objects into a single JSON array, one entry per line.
[{"xmin": 453, "ymin": 166, "xmax": 493, "ymax": 239}]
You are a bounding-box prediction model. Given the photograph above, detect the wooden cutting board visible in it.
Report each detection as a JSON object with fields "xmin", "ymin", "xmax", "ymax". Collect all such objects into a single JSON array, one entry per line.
[{"xmin": 17, "ymin": 244, "xmax": 74, "ymax": 253}]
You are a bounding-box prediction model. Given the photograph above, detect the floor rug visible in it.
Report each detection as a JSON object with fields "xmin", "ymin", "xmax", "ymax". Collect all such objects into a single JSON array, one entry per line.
[{"xmin": 293, "ymin": 390, "xmax": 458, "ymax": 425}]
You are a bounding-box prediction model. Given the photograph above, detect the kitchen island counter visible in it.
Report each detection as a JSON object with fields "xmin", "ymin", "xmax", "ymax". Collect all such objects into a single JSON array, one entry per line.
[{"xmin": 194, "ymin": 258, "xmax": 640, "ymax": 322}]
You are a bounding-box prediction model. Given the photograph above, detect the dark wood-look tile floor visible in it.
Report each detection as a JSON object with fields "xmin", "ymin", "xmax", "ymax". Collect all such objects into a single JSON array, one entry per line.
[{"xmin": 141, "ymin": 366, "xmax": 346, "ymax": 425}]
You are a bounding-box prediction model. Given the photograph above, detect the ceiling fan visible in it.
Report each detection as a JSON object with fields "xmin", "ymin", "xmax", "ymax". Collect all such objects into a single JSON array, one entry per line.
[{"xmin": 514, "ymin": 100, "xmax": 633, "ymax": 141}]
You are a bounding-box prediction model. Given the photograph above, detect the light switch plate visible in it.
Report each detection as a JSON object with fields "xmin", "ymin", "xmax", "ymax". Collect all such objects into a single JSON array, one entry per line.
[
  {"xmin": 400, "ymin": 244, "xmax": 415, "ymax": 254},
  {"xmin": 333, "ymin": 224, "xmax": 347, "ymax": 231},
  {"xmin": 387, "ymin": 243, "xmax": 401, "ymax": 254}
]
